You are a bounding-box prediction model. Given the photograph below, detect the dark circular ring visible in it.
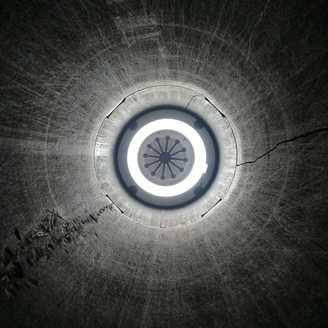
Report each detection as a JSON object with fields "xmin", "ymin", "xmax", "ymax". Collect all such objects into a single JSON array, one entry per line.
[{"xmin": 115, "ymin": 105, "xmax": 219, "ymax": 208}]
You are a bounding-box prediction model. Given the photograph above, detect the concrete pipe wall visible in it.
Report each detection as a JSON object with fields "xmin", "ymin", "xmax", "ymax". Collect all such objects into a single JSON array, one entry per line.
[{"xmin": 0, "ymin": 1, "xmax": 327, "ymax": 327}]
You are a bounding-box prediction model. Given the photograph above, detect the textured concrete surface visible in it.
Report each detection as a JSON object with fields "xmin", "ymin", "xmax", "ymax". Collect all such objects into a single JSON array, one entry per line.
[{"xmin": 0, "ymin": 0, "xmax": 327, "ymax": 327}]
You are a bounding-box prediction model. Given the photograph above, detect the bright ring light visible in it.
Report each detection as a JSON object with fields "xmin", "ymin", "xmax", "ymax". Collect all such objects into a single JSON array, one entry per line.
[{"xmin": 127, "ymin": 119, "xmax": 208, "ymax": 197}]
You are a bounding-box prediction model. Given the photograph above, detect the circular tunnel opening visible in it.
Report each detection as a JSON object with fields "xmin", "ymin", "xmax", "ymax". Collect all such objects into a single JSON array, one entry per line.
[
  {"xmin": 115, "ymin": 106, "xmax": 219, "ymax": 208},
  {"xmin": 94, "ymin": 85, "xmax": 237, "ymax": 226},
  {"xmin": 1, "ymin": 1, "xmax": 327, "ymax": 326}
]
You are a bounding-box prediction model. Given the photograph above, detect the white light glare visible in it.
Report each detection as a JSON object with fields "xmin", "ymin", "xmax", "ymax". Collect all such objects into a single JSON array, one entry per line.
[{"xmin": 127, "ymin": 119, "xmax": 207, "ymax": 197}]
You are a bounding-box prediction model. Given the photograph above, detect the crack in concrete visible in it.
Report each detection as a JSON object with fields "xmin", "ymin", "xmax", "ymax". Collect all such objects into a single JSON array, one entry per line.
[
  {"xmin": 106, "ymin": 194, "xmax": 124, "ymax": 213},
  {"xmin": 201, "ymin": 198, "xmax": 222, "ymax": 217},
  {"xmin": 186, "ymin": 95, "xmax": 200, "ymax": 108},
  {"xmin": 200, "ymin": 97, "xmax": 238, "ymax": 217},
  {"xmin": 106, "ymin": 97, "xmax": 126, "ymax": 118},
  {"xmin": 205, "ymin": 97, "xmax": 226, "ymax": 118},
  {"xmin": 237, "ymin": 127, "xmax": 328, "ymax": 166}
]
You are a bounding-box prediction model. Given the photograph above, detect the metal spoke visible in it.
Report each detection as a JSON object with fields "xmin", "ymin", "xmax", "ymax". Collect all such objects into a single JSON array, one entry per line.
[
  {"xmin": 161, "ymin": 164, "xmax": 166, "ymax": 180},
  {"xmin": 151, "ymin": 162, "xmax": 162, "ymax": 175},
  {"xmin": 167, "ymin": 163, "xmax": 176, "ymax": 178},
  {"xmin": 171, "ymin": 148, "xmax": 186, "ymax": 156},
  {"xmin": 147, "ymin": 144, "xmax": 161, "ymax": 155},
  {"xmin": 155, "ymin": 138, "xmax": 164, "ymax": 152},
  {"xmin": 143, "ymin": 154, "xmax": 159, "ymax": 158},
  {"xmin": 170, "ymin": 161, "xmax": 182, "ymax": 170},
  {"xmin": 171, "ymin": 157, "xmax": 188, "ymax": 162},
  {"xmin": 165, "ymin": 136, "xmax": 170, "ymax": 152},
  {"xmin": 168, "ymin": 143, "xmax": 177, "ymax": 153},
  {"xmin": 167, "ymin": 163, "xmax": 174, "ymax": 175},
  {"xmin": 145, "ymin": 160, "xmax": 160, "ymax": 168}
]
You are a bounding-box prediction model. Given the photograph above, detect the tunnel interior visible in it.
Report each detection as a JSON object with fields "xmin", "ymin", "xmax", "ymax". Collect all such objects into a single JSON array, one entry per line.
[{"xmin": 1, "ymin": 0, "xmax": 328, "ymax": 327}]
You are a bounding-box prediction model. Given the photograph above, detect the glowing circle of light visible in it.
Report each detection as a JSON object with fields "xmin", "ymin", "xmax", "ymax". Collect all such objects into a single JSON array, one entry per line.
[{"xmin": 127, "ymin": 119, "xmax": 208, "ymax": 197}]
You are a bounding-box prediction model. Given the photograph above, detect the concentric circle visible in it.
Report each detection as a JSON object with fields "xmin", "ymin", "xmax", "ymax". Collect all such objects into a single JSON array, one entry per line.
[
  {"xmin": 127, "ymin": 119, "xmax": 208, "ymax": 197},
  {"xmin": 94, "ymin": 85, "xmax": 237, "ymax": 227},
  {"xmin": 139, "ymin": 129, "xmax": 194, "ymax": 186},
  {"xmin": 116, "ymin": 107, "xmax": 218, "ymax": 208}
]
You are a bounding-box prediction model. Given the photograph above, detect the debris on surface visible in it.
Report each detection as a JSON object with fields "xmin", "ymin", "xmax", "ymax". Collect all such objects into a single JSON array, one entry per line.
[{"xmin": 0, "ymin": 205, "xmax": 112, "ymax": 299}]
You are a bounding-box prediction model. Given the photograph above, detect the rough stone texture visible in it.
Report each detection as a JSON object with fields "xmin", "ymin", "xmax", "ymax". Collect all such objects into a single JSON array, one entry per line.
[{"xmin": 0, "ymin": 0, "xmax": 327, "ymax": 327}]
